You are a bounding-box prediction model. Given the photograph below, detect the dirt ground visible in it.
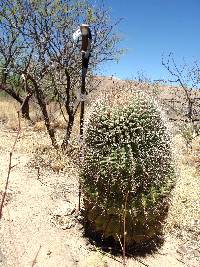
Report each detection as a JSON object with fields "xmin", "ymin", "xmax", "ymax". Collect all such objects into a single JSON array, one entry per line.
[{"xmin": 0, "ymin": 123, "xmax": 199, "ymax": 267}]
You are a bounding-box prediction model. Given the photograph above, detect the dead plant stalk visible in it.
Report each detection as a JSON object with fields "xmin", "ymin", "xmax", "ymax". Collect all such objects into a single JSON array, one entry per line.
[
  {"xmin": 0, "ymin": 109, "xmax": 21, "ymax": 220},
  {"xmin": 123, "ymin": 191, "xmax": 129, "ymax": 266}
]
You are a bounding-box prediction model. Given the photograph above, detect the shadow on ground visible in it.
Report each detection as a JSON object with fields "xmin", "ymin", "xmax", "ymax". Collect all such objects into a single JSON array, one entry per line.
[{"xmin": 79, "ymin": 212, "xmax": 165, "ymax": 258}]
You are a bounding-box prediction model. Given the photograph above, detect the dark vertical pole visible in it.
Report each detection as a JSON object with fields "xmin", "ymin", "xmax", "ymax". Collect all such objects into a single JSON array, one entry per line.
[
  {"xmin": 78, "ymin": 53, "xmax": 86, "ymax": 211},
  {"xmin": 79, "ymin": 53, "xmax": 86, "ymax": 143},
  {"xmin": 78, "ymin": 25, "xmax": 92, "ymax": 211}
]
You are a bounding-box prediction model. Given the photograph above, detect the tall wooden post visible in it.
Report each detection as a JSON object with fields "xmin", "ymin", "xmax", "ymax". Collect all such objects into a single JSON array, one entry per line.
[{"xmin": 78, "ymin": 24, "xmax": 92, "ymax": 210}]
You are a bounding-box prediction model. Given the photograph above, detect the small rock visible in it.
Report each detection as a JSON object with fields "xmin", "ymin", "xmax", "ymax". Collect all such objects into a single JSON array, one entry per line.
[
  {"xmin": 191, "ymin": 219, "xmax": 199, "ymax": 226},
  {"xmin": 47, "ymin": 250, "xmax": 52, "ymax": 256},
  {"xmin": 193, "ymin": 249, "xmax": 200, "ymax": 258},
  {"xmin": 182, "ymin": 198, "xmax": 187, "ymax": 203},
  {"xmin": 61, "ymin": 221, "xmax": 75, "ymax": 230},
  {"xmin": 0, "ymin": 249, "xmax": 6, "ymax": 264},
  {"xmin": 177, "ymin": 245, "xmax": 187, "ymax": 255},
  {"xmin": 76, "ymin": 215, "xmax": 83, "ymax": 221},
  {"xmin": 53, "ymin": 201, "xmax": 75, "ymax": 216}
]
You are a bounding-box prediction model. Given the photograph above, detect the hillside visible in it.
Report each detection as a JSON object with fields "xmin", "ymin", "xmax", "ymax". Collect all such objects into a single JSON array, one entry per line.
[{"xmin": 89, "ymin": 76, "xmax": 200, "ymax": 123}]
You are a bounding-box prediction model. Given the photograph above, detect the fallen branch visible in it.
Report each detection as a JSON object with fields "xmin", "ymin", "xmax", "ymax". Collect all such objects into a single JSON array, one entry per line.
[
  {"xmin": 0, "ymin": 110, "xmax": 21, "ymax": 220},
  {"xmin": 31, "ymin": 245, "xmax": 42, "ymax": 267}
]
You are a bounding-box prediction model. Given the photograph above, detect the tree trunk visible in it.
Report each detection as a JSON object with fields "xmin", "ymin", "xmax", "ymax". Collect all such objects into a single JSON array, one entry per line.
[
  {"xmin": 0, "ymin": 84, "xmax": 32, "ymax": 120},
  {"xmin": 187, "ymin": 100, "xmax": 193, "ymax": 122},
  {"xmin": 21, "ymin": 94, "xmax": 32, "ymax": 120},
  {"xmin": 61, "ymin": 114, "xmax": 75, "ymax": 149},
  {"xmin": 35, "ymin": 87, "xmax": 58, "ymax": 148},
  {"xmin": 25, "ymin": 74, "xmax": 58, "ymax": 148},
  {"xmin": 21, "ymin": 99, "xmax": 30, "ymax": 120},
  {"xmin": 38, "ymin": 96, "xmax": 58, "ymax": 148},
  {"xmin": 0, "ymin": 84, "xmax": 23, "ymax": 104}
]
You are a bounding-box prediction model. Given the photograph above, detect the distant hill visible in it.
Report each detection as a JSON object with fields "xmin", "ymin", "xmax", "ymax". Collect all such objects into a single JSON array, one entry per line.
[{"xmin": 87, "ymin": 76, "xmax": 200, "ymax": 124}]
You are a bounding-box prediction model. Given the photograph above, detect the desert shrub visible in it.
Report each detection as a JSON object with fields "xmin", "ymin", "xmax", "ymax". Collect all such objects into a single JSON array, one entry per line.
[
  {"xmin": 82, "ymin": 90, "xmax": 175, "ymax": 244},
  {"xmin": 180, "ymin": 123, "xmax": 199, "ymax": 150}
]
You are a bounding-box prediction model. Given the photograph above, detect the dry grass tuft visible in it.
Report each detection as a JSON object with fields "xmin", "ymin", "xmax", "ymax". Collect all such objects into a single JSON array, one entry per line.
[
  {"xmin": 29, "ymin": 145, "xmax": 75, "ymax": 173},
  {"xmin": 0, "ymin": 99, "xmax": 33, "ymax": 130},
  {"xmin": 165, "ymin": 135, "xmax": 200, "ymax": 234},
  {"xmin": 188, "ymin": 138, "xmax": 200, "ymax": 170},
  {"xmin": 164, "ymin": 135, "xmax": 200, "ymax": 266},
  {"xmin": 33, "ymin": 121, "xmax": 46, "ymax": 131},
  {"xmin": 30, "ymin": 102, "xmax": 67, "ymax": 131},
  {"xmin": 33, "ymin": 120, "xmax": 67, "ymax": 132},
  {"xmin": 0, "ymin": 99, "xmax": 19, "ymax": 124}
]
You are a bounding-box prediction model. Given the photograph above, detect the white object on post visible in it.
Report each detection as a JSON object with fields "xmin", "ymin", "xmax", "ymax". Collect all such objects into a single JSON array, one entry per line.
[{"xmin": 72, "ymin": 28, "xmax": 82, "ymax": 41}]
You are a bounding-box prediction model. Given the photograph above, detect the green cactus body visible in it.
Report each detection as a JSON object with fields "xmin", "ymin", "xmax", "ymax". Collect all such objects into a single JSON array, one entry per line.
[{"xmin": 82, "ymin": 90, "xmax": 175, "ymax": 244}]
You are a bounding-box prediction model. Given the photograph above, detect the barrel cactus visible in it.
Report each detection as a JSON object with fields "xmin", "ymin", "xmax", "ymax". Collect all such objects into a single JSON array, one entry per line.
[{"xmin": 82, "ymin": 90, "xmax": 175, "ymax": 244}]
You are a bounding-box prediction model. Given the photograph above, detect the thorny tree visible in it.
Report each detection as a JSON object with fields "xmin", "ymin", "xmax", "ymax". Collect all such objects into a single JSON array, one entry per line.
[
  {"xmin": 0, "ymin": 0, "xmax": 122, "ymax": 148},
  {"xmin": 0, "ymin": 10, "xmax": 32, "ymax": 120},
  {"xmin": 162, "ymin": 53, "xmax": 200, "ymax": 127}
]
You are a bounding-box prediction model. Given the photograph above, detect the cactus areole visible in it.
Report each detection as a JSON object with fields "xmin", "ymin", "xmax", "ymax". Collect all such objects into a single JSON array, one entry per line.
[{"xmin": 82, "ymin": 90, "xmax": 175, "ymax": 244}]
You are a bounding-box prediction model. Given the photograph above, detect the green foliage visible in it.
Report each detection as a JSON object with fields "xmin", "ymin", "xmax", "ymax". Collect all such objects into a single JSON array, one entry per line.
[{"xmin": 82, "ymin": 90, "xmax": 175, "ymax": 244}]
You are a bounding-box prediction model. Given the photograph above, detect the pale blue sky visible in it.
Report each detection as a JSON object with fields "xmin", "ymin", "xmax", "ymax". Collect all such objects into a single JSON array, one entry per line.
[{"xmin": 100, "ymin": 0, "xmax": 200, "ymax": 81}]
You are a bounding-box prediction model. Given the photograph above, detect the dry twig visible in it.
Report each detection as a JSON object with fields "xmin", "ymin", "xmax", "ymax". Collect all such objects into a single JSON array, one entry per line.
[
  {"xmin": 0, "ymin": 110, "xmax": 21, "ymax": 220},
  {"xmin": 31, "ymin": 245, "xmax": 42, "ymax": 267}
]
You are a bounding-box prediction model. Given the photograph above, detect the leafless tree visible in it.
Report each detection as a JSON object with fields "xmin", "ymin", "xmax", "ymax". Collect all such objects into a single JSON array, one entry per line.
[
  {"xmin": 162, "ymin": 53, "xmax": 200, "ymax": 126},
  {"xmin": 0, "ymin": 8, "xmax": 33, "ymax": 120},
  {"xmin": 0, "ymin": 0, "xmax": 122, "ymax": 148}
]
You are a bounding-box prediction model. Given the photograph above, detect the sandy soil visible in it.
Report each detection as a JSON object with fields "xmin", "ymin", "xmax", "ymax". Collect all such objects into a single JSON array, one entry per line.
[{"xmin": 0, "ymin": 125, "xmax": 199, "ymax": 267}]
